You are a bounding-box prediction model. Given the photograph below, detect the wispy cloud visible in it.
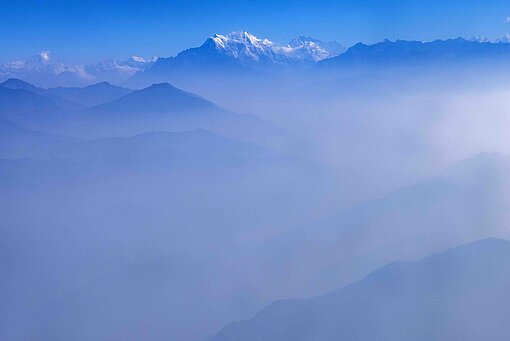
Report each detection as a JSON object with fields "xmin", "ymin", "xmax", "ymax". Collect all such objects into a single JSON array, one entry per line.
[{"xmin": 505, "ymin": 16, "xmax": 510, "ymax": 23}]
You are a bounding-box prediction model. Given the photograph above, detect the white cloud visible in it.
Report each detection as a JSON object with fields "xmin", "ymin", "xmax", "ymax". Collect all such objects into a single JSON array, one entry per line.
[{"xmin": 38, "ymin": 50, "xmax": 51, "ymax": 63}]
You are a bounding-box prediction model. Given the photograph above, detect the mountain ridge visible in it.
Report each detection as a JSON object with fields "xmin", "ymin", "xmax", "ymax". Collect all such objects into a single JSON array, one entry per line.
[
  {"xmin": 321, "ymin": 37, "xmax": 510, "ymax": 67},
  {"xmin": 213, "ymin": 238, "xmax": 510, "ymax": 341}
]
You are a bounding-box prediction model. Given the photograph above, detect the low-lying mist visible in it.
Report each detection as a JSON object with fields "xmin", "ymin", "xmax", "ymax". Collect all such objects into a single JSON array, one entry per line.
[{"xmin": 2, "ymin": 59, "xmax": 510, "ymax": 340}]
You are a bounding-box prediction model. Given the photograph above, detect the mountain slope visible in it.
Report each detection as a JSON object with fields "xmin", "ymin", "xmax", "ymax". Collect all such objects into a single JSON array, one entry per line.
[
  {"xmin": 213, "ymin": 238, "xmax": 510, "ymax": 341},
  {"xmin": 47, "ymin": 81, "xmax": 132, "ymax": 107},
  {"xmin": 1, "ymin": 78, "xmax": 46, "ymax": 94},
  {"xmin": 0, "ymin": 118, "xmax": 284, "ymax": 162}
]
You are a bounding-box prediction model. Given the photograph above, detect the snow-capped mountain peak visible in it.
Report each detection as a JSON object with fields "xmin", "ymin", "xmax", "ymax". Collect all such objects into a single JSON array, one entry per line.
[
  {"xmin": 202, "ymin": 31, "xmax": 343, "ymax": 64},
  {"xmin": 126, "ymin": 55, "xmax": 158, "ymax": 65},
  {"xmin": 285, "ymin": 36, "xmax": 345, "ymax": 61},
  {"xmin": 469, "ymin": 36, "xmax": 491, "ymax": 43},
  {"xmin": 206, "ymin": 31, "xmax": 278, "ymax": 62},
  {"xmin": 212, "ymin": 31, "xmax": 265, "ymax": 47}
]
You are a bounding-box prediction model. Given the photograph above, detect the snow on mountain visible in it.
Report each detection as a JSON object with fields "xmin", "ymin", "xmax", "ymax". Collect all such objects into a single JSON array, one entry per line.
[
  {"xmin": 127, "ymin": 31, "xmax": 345, "ymax": 88},
  {"xmin": 0, "ymin": 51, "xmax": 158, "ymax": 87},
  {"xmin": 469, "ymin": 36, "xmax": 491, "ymax": 43},
  {"xmin": 204, "ymin": 31, "xmax": 343, "ymax": 64},
  {"xmin": 0, "ymin": 51, "xmax": 80, "ymax": 80},
  {"xmin": 496, "ymin": 34, "xmax": 510, "ymax": 43},
  {"xmin": 285, "ymin": 36, "xmax": 345, "ymax": 61},
  {"xmin": 87, "ymin": 56, "xmax": 158, "ymax": 75},
  {"xmin": 469, "ymin": 35, "xmax": 510, "ymax": 43},
  {"xmin": 2, "ymin": 32, "xmax": 341, "ymax": 87}
]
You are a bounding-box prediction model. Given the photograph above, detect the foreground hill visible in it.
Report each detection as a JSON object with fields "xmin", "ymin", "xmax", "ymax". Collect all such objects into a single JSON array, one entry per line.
[{"xmin": 214, "ymin": 238, "xmax": 510, "ymax": 341}]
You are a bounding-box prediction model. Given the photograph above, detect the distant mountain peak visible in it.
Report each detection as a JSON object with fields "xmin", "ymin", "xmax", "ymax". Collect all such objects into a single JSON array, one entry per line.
[
  {"xmin": 144, "ymin": 82, "xmax": 180, "ymax": 91},
  {"xmin": 286, "ymin": 36, "xmax": 345, "ymax": 61},
  {"xmin": 1, "ymin": 78, "xmax": 44, "ymax": 94},
  {"xmin": 85, "ymin": 81, "xmax": 117, "ymax": 88},
  {"xmin": 92, "ymin": 80, "xmax": 111, "ymax": 85},
  {"xmin": 83, "ymin": 81, "xmax": 214, "ymax": 118},
  {"xmin": 128, "ymin": 55, "xmax": 158, "ymax": 63},
  {"xmin": 1, "ymin": 78, "xmax": 37, "ymax": 87}
]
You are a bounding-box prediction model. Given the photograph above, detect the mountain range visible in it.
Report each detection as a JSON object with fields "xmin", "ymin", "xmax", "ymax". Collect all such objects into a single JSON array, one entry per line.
[
  {"xmin": 6, "ymin": 32, "xmax": 510, "ymax": 88},
  {"xmin": 1, "ymin": 78, "xmax": 131, "ymax": 108},
  {"xmin": 127, "ymin": 31, "xmax": 344, "ymax": 88},
  {"xmin": 321, "ymin": 37, "xmax": 510, "ymax": 68},
  {"xmin": 1, "ymin": 32, "xmax": 343, "ymax": 88},
  {"xmin": 130, "ymin": 34, "xmax": 510, "ymax": 88},
  {"xmin": 0, "ymin": 51, "xmax": 156, "ymax": 87}
]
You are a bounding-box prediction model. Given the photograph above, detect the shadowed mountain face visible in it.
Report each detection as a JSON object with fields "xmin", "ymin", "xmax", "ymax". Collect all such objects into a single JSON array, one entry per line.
[
  {"xmin": 213, "ymin": 238, "xmax": 510, "ymax": 341},
  {"xmin": 1, "ymin": 78, "xmax": 47, "ymax": 94},
  {"xmin": 1, "ymin": 78, "xmax": 85, "ymax": 111},
  {"xmin": 2, "ymin": 78, "xmax": 131, "ymax": 108},
  {"xmin": 0, "ymin": 86, "xmax": 70, "ymax": 124}
]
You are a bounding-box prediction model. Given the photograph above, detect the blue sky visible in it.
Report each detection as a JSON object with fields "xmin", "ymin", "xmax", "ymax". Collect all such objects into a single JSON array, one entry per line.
[{"xmin": 1, "ymin": 0, "xmax": 510, "ymax": 63}]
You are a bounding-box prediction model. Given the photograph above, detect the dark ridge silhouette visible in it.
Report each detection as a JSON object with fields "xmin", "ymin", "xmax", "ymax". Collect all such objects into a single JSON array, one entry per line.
[{"xmin": 1, "ymin": 78, "xmax": 85, "ymax": 110}]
